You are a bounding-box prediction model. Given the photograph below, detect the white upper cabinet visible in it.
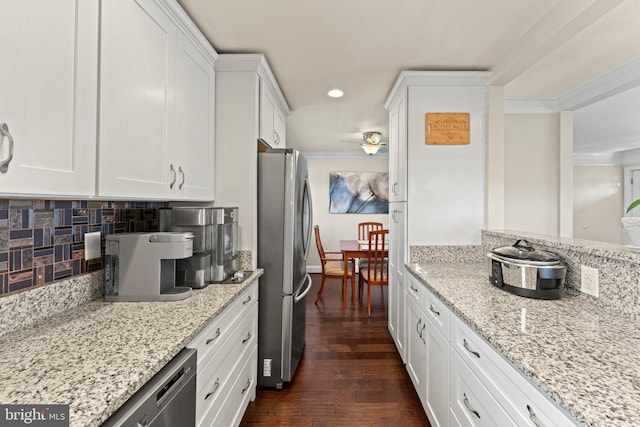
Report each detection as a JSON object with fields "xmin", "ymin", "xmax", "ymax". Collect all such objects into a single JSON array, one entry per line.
[
  {"xmin": 98, "ymin": 0, "xmax": 216, "ymax": 200},
  {"xmin": 0, "ymin": 0, "xmax": 98, "ymax": 197},
  {"xmin": 259, "ymin": 76, "xmax": 288, "ymax": 148}
]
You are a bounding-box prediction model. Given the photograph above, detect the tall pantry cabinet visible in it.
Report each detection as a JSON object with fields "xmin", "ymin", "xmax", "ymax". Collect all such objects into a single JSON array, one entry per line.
[
  {"xmin": 213, "ymin": 54, "xmax": 290, "ymax": 264},
  {"xmin": 385, "ymin": 71, "xmax": 488, "ymax": 425}
]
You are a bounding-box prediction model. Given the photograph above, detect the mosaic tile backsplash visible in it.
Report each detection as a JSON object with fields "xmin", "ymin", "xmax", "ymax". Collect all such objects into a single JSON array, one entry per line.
[{"xmin": 0, "ymin": 199, "xmax": 165, "ymax": 297}]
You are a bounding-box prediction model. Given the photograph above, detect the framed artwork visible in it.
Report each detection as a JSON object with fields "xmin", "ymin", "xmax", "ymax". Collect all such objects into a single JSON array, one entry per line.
[{"xmin": 329, "ymin": 171, "xmax": 389, "ymax": 214}]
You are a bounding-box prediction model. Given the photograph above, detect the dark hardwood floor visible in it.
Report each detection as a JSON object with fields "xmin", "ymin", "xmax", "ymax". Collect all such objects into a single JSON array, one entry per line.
[{"xmin": 240, "ymin": 273, "xmax": 430, "ymax": 426}]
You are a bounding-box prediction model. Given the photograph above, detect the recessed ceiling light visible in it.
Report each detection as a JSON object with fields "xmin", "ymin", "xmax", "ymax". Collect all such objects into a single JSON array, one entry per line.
[{"xmin": 327, "ymin": 89, "xmax": 344, "ymax": 98}]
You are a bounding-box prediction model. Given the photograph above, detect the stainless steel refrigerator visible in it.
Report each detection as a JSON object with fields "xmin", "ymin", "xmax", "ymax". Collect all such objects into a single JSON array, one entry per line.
[{"xmin": 257, "ymin": 147, "xmax": 313, "ymax": 389}]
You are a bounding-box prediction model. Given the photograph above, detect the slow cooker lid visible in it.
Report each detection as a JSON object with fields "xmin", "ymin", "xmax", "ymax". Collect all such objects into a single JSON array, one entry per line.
[{"xmin": 490, "ymin": 239, "xmax": 560, "ymax": 263}]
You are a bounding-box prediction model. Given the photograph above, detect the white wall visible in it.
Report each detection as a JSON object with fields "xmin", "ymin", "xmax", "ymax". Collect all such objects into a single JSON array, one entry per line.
[
  {"xmin": 306, "ymin": 154, "xmax": 389, "ymax": 271},
  {"xmin": 504, "ymin": 114, "xmax": 560, "ymax": 235},
  {"xmin": 573, "ymin": 164, "xmax": 623, "ymax": 243}
]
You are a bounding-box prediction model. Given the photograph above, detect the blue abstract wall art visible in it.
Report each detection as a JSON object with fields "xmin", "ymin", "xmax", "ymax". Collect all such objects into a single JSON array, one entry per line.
[{"xmin": 329, "ymin": 172, "xmax": 389, "ymax": 214}]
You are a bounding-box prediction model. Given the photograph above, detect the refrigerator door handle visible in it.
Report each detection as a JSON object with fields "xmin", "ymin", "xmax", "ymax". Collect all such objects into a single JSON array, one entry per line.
[
  {"xmin": 294, "ymin": 274, "xmax": 313, "ymax": 302},
  {"xmin": 303, "ymin": 177, "xmax": 313, "ymax": 260}
]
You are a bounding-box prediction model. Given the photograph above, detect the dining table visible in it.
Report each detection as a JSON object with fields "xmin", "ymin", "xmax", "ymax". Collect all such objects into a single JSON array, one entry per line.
[{"xmin": 339, "ymin": 239, "xmax": 388, "ymax": 309}]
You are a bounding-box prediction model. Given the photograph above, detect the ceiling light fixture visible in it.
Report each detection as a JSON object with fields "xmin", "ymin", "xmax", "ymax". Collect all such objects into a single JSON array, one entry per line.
[
  {"xmin": 327, "ymin": 89, "xmax": 344, "ymax": 98},
  {"xmin": 361, "ymin": 131, "xmax": 386, "ymax": 156}
]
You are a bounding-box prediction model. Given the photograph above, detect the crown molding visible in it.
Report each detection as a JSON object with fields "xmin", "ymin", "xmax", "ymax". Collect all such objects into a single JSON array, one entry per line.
[
  {"xmin": 301, "ymin": 150, "xmax": 389, "ymax": 159},
  {"xmin": 558, "ymin": 57, "xmax": 640, "ymax": 111},
  {"xmin": 573, "ymin": 152, "xmax": 621, "ymax": 165},
  {"xmin": 158, "ymin": 0, "xmax": 217, "ymax": 62},
  {"xmin": 215, "ymin": 54, "xmax": 291, "ymax": 116},
  {"xmin": 384, "ymin": 70, "xmax": 490, "ymax": 110}
]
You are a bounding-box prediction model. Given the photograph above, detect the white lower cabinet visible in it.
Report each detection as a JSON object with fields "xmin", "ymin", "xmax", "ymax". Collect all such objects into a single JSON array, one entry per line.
[
  {"xmin": 188, "ymin": 282, "xmax": 258, "ymax": 427},
  {"xmin": 404, "ymin": 271, "xmax": 578, "ymax": 427}
]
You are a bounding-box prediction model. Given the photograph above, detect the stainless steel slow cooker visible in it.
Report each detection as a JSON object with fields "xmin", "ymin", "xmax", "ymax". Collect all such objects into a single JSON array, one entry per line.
[{"xmin": 487, "ymin": 239, "xmax": 566, "ymax": 300}]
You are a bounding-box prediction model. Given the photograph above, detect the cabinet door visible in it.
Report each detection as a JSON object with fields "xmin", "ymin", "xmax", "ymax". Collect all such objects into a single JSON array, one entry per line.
[
  {"xmin": 425, "ymin": 319, "xmax": 450, "ymax": 427},
  {"xmin": 0, "ymin": 0, "xmax": 98, "ymax": 197},
  {"xmin": 259, "ymin": 82, "xmax": 275, "ymax": 146},
  {"xmin": 273, "ymin": 108, "xmax": 286, "ymax": 147},
  {"xmin": 389, "ymin": 96, "xmax": 407, "ymax": 202},
  {"xmin": 405, "ymin": 296, "xmax": 426, "ymax": 403},
  {"xmin": 98, "ymin": 0, "xmax": 175, "ymax": 199},
  {"xmin": 174, "ymin": 29, "xmax": 215, "ymax": 200}
]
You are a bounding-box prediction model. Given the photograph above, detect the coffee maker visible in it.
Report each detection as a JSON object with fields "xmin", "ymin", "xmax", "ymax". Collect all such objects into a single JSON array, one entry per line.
[
  {"xmin": 159, "ymin": 208, "xmax": 214, "ymax": 288},
  {"xmin": 160, "ymin": 207, "xmax": 240, "ymax": 285},
  {"xmin": 104, "ymin": 232, "xmax": 194, "ymax": 301}
]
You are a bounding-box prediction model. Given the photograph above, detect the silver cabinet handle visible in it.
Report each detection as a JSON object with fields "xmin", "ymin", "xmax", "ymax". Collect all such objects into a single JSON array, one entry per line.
[
  {"xmin": 463, "ymin": 338, "xmax": 480, "ymax": 358},
  {"xmin": 463, "ymin": 393, "xmax": 481, "ymax": 419},
  {"xmin": 527, "ymin": 405, "xmax": 545, "ymax": 427},
  {"xmin": 416, "ymin": 318, "xmax": 422, "ymax": 336},
  {"xmin": 241, "ymin": 378, "xmax": 251, "ymax": 394},
  {"xmin": 204, "ymin": 378, "xmax": 220, "ymax": 400},
  {"xmin": 419, "ymin": 322, "xmax": 426, "ymax": 344},
  {"xmin": 0, "ymin": 123, "xmax": 15, "ymax": 174},
  {"xmin": 206, "ymin": 328, "xmax": 221, "ymax": 345},
  {"xmin": 169, "ymin": 164, "xmax": 177, "ymax": 189},
  {"xmin": 410, "ymin": 284, "xmax": 418, "ymax": 293},
  {"xmin": 242, "ymin": 332, "xmax": 252, "ymax": 344},
  {"xmin": 178, "ymin": 166, "xmax": 185, "ymax": 190},
  {"xmin": 392, "ymin": 182, "xmax": 398, "ymax": 196},
  {"xmin": 242, "ymin": 295, "xmax": 252, "ymax": 305},
  {"xmin": 429, "ymin": 305, "xmax": 440, "ymax": 316},
  {"xmin": 274, "ymin": 130, "xmax": 280, "ymax": 146}
]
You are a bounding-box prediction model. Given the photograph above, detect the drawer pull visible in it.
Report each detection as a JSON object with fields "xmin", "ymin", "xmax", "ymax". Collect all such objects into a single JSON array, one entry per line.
[
  {"xmin": 241, "ymin": 378, "xmax": 251, "ymax": 394},
  {"xmin": 463, "ymin": 338, "xmax": 480, "ymax": 358},
  {"xmin": 206, "ymin": 328, "xmax": 221, "ymax": 345},
  {"xmin": 242, "ymin": 332, "xmax": 252, "ymax": 344},
  {"xmin": 204, "ymin": 378, "xmax": 220, "ymax": 400},
  {"xmin": 463, "ymin": 393, "xmax": 481, "ymax": 419},
  {"xmin": 242, "ymin": 295, "xmax": 252, "ymax": 305},
  {"xmin": 410, "ymin": 284, "xmax": 418, "ymax": 293},
  {"xmin": 527, "ymin": 405, "xmax": 545, "ymax": 427},
  {"xmin": 429, "ymin": 304, "xmax": 440, "ymax": 316}
]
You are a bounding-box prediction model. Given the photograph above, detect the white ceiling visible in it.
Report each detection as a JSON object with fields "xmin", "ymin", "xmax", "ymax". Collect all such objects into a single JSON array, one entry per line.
[{"xmin": 179, "ymin": 0, "xmax": 640, "ymax": 154}]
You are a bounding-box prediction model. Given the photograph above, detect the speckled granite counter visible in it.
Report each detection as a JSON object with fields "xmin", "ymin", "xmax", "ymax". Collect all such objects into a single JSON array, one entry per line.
[
  {"xmin": 0, "ymin": 270, "xmax": 263, "ymax": 427},
  {"xmin": 407, "ymin": 262, "xmax": 639, "ymax": 427}
]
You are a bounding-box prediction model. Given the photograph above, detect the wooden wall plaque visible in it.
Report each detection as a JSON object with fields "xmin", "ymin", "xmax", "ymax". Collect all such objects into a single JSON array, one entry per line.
[{"xmin": 425, "ymin": 112, "xmax": 470, "ymax": 145}]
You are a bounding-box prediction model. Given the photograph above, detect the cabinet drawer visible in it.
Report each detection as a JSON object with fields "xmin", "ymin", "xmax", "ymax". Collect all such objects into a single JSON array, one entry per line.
[
  {"xmin": 195, "ymin": 303, "xmax": 257, "ymax": 424},
  {"xmin": 188, "ymin": 283, "xmax": 258, "ymax": 365},
  {"xmin": 424, "ymin": 287, "xmax": 449, "ymax": 339},
  {"xmin": 406, "ymin": 274, "xmax": 424, "ymax": 306},
  {"xmin": 451, "ymin": 315, "xmax": 577, "ymax": 427},
  {"xmin": 450, "ymin": 351, "xmax": 515, "ymax": 427},
  {"xmin": 202, "ymin": 346, "xmax": 257, "ymax": 427}
]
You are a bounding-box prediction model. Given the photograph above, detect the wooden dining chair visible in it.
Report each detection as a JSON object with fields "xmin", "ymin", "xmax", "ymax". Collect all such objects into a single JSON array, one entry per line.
[
  {"xmin": 314, "ymin": 225, "xmax": 354, "ymax": 304},
  {"xmin": 360, "ymin": 229, "xmax": 389, "ymax": 316},
  {"xmin": 357, "ymin": 222, "xmax": 383, "ymax": 242}
]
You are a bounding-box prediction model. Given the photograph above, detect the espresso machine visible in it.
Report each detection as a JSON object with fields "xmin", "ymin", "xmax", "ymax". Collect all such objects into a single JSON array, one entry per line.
[
  {"xmin": 104, "ymin": 232, "xmax": 194, "ymax": 302},
  {"xmin": 160, "ymin": 207, "xmax": 214, "ymax": 288},
  {"xmin": 160, "ymin": 207, "xmax": 240, "ymax": 286}
]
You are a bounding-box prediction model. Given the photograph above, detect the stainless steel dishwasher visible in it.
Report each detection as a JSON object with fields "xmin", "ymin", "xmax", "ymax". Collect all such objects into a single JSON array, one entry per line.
[{"xmin": 102, "ymin": 348, "xmax": 197, "ymax": 427}]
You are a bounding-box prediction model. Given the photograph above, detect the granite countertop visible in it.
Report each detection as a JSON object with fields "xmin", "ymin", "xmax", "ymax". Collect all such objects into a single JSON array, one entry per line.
[
  {"xmin": 0, "ymin": 270, "xmax": 263, "ymax": 427},
  {"xmin": 407, "ymin": 262, "xmax": 639, "ymax": 427}
]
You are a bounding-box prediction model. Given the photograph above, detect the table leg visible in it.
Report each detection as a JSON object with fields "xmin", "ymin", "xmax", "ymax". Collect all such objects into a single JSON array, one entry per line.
[{"xmin": 343, "ymin": 255, "xmax": 348, "ymax": 309}]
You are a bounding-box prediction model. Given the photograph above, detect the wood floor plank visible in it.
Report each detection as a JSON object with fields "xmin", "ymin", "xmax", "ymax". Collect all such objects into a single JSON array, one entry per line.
[{"xmin": 240, "ymin": 273, "xmax": 430, "ymax": 426}]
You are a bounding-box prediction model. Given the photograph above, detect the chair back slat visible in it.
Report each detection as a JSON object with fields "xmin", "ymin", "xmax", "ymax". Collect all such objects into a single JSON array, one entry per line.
[
  {"xmin": 358, "ymin": 222, "xmax": 383, "ymax": 241},
  {"xmin": 314, "ymin": 225, "xmax": 326, "ymax": 261}
]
